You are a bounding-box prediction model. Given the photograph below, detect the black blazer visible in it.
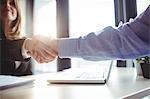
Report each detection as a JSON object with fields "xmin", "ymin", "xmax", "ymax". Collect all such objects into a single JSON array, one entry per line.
[{"xmin": 0, "ymin": 26, "xmax": 32, "ymax": 76}]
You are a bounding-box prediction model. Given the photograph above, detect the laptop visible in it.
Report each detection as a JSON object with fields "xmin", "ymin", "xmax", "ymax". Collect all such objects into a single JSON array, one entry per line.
[{"xmin": 47, "ymin": 60, "xmax": 113, "ymax": 84}]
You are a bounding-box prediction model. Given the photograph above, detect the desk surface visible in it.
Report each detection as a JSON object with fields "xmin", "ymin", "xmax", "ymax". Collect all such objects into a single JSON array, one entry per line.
[{"xmin": 0, "ymin": 67, "xmax": 150, "ymax": 99}]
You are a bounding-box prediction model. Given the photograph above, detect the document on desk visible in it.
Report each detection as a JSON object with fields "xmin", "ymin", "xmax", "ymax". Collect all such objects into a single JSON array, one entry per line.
[{"xmin": 0, "ymin": 75, "xmax": 34, "ymax": 90}]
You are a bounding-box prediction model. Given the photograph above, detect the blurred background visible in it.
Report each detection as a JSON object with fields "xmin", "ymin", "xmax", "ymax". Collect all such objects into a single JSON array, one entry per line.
[{"xmin": 20, "ymin": 0, "xmax": 150, "ymax": 74}]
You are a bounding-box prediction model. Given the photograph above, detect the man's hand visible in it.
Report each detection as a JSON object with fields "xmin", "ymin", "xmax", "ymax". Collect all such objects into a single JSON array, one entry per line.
[{"xmin": 23, "ymin": 35, "xmax": 58, "ymax": 63}]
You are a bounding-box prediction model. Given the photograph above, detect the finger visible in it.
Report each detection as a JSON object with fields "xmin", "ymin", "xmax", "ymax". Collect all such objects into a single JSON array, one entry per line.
[
  {"xmin": 36, "ymin": 47, "xmax": 56, "ymax": 60},
  {"xmin": 29, "ymin": 43, "xmax": 57, "ymax": 63},
  {"xmin": 37, "ymin": 55, "xmax": 45, "ymax": 63},
  {"xmin": 34, "ymin": 40, "xmax": 58, "ymax": 58},
  {"xmin": 29, "ymin": 50, "xmax": 37, "ymax": 58},
  {"xmin": 29, "ymin": 51, "xmax": 42, "ymax": 63},
  {"xmin": 30, "ymin": 51, "xmax": 55, "ymax": 63},
  {"xmin": 44, "ymin": 50, "xmax": 56, "ymax": 59},
  {"xmin": 39, "ymin": 56, "xmax": 55, "ymax": 63},
  {"xmin": 36, "ymin": 49, "xmax": 56, "ymax": 63},
  {"xmin": 40, "ymin": 43, "xmax": 58, "ymax": 56},
  {"xmin": 45, "ymin": 57, "xmax": 56, "ymax": 63}
]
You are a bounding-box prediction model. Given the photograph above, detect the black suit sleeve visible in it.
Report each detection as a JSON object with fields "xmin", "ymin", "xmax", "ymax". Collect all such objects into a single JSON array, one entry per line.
[{"xmin": 0, "ymin": 38, "xmax": 30, "ymax": 61}]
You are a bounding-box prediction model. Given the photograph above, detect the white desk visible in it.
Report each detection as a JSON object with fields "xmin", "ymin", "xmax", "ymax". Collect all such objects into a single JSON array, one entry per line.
[
  {"xmin": 107, "ymin": 67, "xmax": 150, "ymax": 99},
  {"xmin": 0, "ymin": 67, "xmax": 150, "ymax": 99}
]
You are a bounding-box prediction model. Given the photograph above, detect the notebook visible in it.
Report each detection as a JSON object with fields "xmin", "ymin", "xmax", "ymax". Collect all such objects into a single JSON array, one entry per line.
[
  {"xmin": 47, "ymin": 60, "xmax": 113, "ymax": 84},
  {"xmin": 0, "ymin": 75, "xmax": 34, "ymax": 90}
]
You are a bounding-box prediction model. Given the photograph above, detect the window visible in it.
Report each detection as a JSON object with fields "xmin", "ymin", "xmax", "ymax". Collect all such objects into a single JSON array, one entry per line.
[
  {"xmin": 69, "ymin": 0, "xmax": 115, "ymax": 68},
  {"xmin": 137, "ymin": 0, "xmax": 150, "ymax": 15},
  {"xmin": 69, "ymin": 0, "xmax": 115, "ymax": 37},
  {"xmin": 32, "ymin": 0, "xmax": 115, "ymax": 73},
  {"xmin": 34, "ymin": 0, "xmax": 56, "ymax": 37},
  {"xmin": 33, "ymin": 0, "xmax": 57, "ymax": 74},
  {"xmin": 24, "ymin": 0, "xmax": 149, "ymax": 73},
  {"xmin": 19, "ymin": 0, "xmax": 26, "ymax": 36}
]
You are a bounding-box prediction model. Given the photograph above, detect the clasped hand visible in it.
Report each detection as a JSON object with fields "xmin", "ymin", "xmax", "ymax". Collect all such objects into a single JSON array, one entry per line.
[{"xmin": 24, "ymin": 35, "xmax": 58, "ymax": 63}]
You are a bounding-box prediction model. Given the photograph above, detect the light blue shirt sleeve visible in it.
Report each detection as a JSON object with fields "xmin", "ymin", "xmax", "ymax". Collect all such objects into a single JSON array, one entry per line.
[{"xmin": 58, "ymin": 5, "xmax": 150, "ymax": 61}]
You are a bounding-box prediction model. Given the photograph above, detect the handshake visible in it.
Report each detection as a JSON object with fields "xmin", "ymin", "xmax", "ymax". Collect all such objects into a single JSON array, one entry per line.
[{"xmin": 23, "ymin": 35, "xmax": 58, "ymax": 63}]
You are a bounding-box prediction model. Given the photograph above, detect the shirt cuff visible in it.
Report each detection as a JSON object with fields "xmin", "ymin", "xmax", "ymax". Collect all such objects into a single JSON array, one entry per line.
[
  {"xmin": 22, "ymin": 38, "xmax": 31, "ymax": 59},
  {"xmin": 58, "ymin": 38, "xmax": 79, "ymax": 58}
]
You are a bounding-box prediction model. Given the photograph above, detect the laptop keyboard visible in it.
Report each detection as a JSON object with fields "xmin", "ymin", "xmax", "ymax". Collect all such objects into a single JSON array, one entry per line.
[
  {"xmin": 75, "ymin": 72, "xmax": 104, "ymax": 79},
  {"xmin": 53, "ymin": 69, "xmax": 105, "ymax": 80}
]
